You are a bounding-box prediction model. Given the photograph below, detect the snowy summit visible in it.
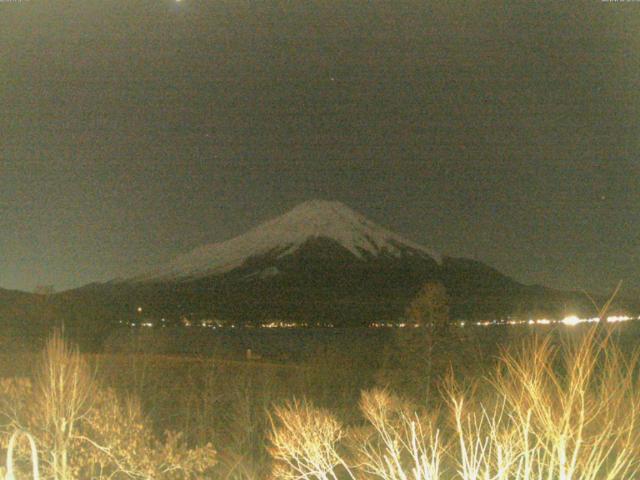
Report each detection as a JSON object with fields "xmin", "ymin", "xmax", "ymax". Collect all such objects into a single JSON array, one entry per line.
[{"xmin": 139, "ymin": 200, "xmax": 441, "ymax": 281}]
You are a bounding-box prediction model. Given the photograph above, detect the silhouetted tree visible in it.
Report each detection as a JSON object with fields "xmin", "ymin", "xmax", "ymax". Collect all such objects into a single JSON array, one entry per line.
[
  {"xmin": 378, "ymin": 282, "xmax": 458, "ymax": 401},
  {"xmin": 406, "ymin": 282, "xmax": 450, "ymax": 332}
]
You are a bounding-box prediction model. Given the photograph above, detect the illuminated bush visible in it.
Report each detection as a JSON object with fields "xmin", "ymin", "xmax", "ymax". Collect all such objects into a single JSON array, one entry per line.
[
  {"xmin": 269, "ymin": 327, "xmax": 640, "ymax": 479},
  {"xmin": 0, "ymin": 333, "xmax": 217, "ymax": 479},
  {"xmin": 269, "ymin": 399, "xmax": 352, "ymax": 480}
]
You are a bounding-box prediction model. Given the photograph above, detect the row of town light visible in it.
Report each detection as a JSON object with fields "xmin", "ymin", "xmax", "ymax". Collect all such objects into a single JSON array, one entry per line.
[{"xmin": 133, "ymin": 306, "xmax": 637, "ymax": 329}]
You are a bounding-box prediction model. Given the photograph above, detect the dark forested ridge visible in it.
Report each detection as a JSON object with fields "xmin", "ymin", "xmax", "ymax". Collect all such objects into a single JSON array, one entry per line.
[
  {"xmin": 2, "ymin": 203, "xmax": 636, "ymax": 344},
  {"xmin": 2, "ymin": 237, "xmax": 635, "ymax": 349}
]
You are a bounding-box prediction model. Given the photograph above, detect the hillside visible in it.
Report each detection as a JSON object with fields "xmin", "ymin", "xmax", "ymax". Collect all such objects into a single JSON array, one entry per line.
[
  {"xmin": 58, "ymin": 201, "xmax": 623, "ymax": 327},
  {"xmin": 2, "ymin": 201, "xmax": 634, "ymax": 339}
]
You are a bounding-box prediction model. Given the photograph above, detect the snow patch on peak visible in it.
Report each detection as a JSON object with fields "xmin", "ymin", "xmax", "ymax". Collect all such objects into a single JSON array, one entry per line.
[
  {"xmin": 140, "ymin": 200, "xmax": 441, "ymax": 281},
  {"xmin": 266, "ymin": 199, "xmax": 440, "ymax": 261}
]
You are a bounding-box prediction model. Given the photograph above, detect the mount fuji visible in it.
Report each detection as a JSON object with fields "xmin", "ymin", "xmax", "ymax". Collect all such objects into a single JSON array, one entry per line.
[
  {"xmin": 137, "ymin": 200, "xmax": 442, "ymax": 282},
  {"xmin": 82, "ymin": 199, "xmax": 578, "ymax": 326},
  {"xmin": 34, "ymin": 200, "xmax": 614, "ymax": 331},
  {"xmin": 2, "ymin": 200, "xmax": 636, "ymax": 347}
]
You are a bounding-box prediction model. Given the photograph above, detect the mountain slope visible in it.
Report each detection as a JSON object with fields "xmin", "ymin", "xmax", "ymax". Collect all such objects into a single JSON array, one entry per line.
[
  {"xmin": 137, "ymin": 200, "xmax": 441, "ymax": 281},
  {"xmin": 31, "ymin": 200, "xmax": 635, "ymax": 332},
  {"xmin": 98, "ymin": 200, "xmax": 586, "ymax": 325}
]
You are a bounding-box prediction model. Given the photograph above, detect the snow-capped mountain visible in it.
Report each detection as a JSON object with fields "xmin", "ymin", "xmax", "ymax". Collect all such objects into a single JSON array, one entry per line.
[
  {"xmin": 106, "ymin": 199, "xmax": 545, "ymax": 325},
  {"xmin": 139, "ymin": 200, "xmax": 441, "ymax": 281},
  {"xmin": 3, "ymin": 201, "xmax": 636, "ymax": 339},
  {"xmin": 41, "ymin": 199, "xmax": 618, "ymax": 331}
]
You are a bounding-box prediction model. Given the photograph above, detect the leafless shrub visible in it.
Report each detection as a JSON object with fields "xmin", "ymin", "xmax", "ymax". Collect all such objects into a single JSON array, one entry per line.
[
  {"xmin": 269, "ymin": 326, "xmax": 640, "ymax": 480},
  {"xmin": 356, "ymin": 388, "xmax": 441, "ymax": 480},
  {"xmin": 269, "ymin": 399, "xmax": 354, "ymax": 480},
  {"xmin": 0, "ymin": 332, "xmax": 218, "ymax": 479},
  {"xmin": 36, "ymin": 330, "xmax": 95, "ymax": 479}
]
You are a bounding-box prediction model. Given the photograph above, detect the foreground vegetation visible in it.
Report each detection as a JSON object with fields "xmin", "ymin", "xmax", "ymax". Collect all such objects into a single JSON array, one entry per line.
[{"xmin": 1, "ymin": 324, "xmax": 639, "ymax": 479}]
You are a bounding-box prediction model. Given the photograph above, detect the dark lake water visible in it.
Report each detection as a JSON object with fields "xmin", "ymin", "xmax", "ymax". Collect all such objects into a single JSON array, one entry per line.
[{"xmin": 101, "ymin": 321, "xmax": 640, "ymax": 361}]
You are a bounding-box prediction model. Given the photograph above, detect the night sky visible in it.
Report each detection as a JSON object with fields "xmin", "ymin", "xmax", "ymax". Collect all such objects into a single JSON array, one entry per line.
[{"xmin": 1, "ymin": 0, "xmax": 639, "ymax": 295}]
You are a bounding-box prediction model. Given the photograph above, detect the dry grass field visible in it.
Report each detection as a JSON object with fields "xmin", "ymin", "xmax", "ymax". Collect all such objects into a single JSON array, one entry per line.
[{"xmin": 1, "ymin": 324, "xmax": 639, "ymax": 479}]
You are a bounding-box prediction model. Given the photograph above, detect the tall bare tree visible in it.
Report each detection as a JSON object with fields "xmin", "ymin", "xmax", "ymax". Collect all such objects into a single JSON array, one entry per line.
[
  {"xmin": 406, "ymin": 282, "xmax": 450, "ymax": 332},
  {"xmin": 36, "ymin": 330, "xmax": 95, "ymax": 480}
]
